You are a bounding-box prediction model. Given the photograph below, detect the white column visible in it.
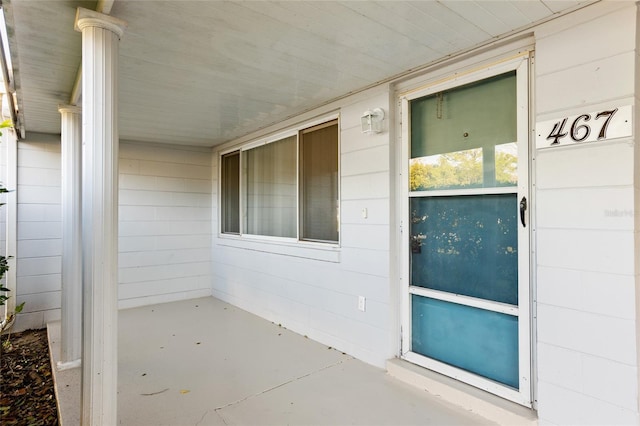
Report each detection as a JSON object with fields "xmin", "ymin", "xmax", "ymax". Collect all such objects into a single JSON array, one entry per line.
[
  {"xmin": 74, "ymin": 8, "xmax": 126, "ymax": 426},
  {"xmin": 58, "ymin": 105, "xmax": 82, "ymax": 370}
]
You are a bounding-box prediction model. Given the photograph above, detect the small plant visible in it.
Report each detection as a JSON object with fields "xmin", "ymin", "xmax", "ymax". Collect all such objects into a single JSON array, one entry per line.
[
  {"xmin": 0, "ymin": 253, "xmax": 12, "ymax": 305},
  {"xmin": 0, "ymin": 118, "xmax": 22, "ymax": 334}
]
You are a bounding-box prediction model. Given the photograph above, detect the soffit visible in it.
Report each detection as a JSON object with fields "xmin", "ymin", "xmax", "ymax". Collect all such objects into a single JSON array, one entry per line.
[{"xmin": 4, "ymin": 0, "xmax": 592, "ymax": 147}]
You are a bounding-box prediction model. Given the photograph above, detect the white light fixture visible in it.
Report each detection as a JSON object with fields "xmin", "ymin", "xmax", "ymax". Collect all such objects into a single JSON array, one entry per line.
[{"xmin": 361, "ymin": 108, "xmax": 384, "ymax": 134}]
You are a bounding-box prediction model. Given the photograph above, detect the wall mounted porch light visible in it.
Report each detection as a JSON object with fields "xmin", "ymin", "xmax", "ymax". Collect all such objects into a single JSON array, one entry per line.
[{"xmin": 361, "ymin": 108, "xmax": 384, "ymax": 134}]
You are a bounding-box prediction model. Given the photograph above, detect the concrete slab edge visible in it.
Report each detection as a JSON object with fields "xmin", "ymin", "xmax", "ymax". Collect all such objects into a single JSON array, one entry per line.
[{"xmin": 47, "ymin": 321, "xmax": 81, "ymax": 426}]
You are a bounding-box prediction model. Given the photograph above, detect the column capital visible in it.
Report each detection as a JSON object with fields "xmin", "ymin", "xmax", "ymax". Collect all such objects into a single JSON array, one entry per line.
[
  {"xmin": 58, "ymin": 104, "xmax": 82, "ymax": 115},
  {"xmin": 74, "ymin": 7, "xmax": 127, "ymax": 39}
]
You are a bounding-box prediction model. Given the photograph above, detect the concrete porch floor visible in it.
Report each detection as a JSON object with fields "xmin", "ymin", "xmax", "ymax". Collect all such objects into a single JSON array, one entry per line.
[{"xmin": 48, "ymin": 296, "xmax": 497, "ymax": 425}]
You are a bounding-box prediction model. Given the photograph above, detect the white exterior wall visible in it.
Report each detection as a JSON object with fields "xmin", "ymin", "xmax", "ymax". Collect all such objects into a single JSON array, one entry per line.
[
  {"xmin": 533, "ymin": 3, "xmax": 639, "ymax": 425},
  {"xmin": 212, "ymin": 87, "xmax": 395, "ymax": 367},
  {"xmin": 11, "ymin": 137, "xmax": 213, "ymax": 331},
  {"xmin": 118, "ymin": 141, "xmax": 212, "ymax": 308},
  {"xmin": 6, "ymin": 1, "xmax": 640, "ymax": 421},
  {"xmin": 15, "ymin": 132, "xmax": 63, "ymax": 330},
  {"xmin": 212, "ymin": 0, "xmax": 640, "ymax": 420}
]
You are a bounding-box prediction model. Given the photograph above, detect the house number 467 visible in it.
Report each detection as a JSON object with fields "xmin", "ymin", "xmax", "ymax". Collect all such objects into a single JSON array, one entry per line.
[{"xmin": 547, "ymin": 108, "xmax": 618, "ymax": 145}]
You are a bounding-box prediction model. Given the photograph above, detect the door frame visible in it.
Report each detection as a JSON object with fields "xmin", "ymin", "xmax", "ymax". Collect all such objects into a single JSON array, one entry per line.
[{"xmin": 398, "ymin": 54, "xmax": 532, "ymax": 407}]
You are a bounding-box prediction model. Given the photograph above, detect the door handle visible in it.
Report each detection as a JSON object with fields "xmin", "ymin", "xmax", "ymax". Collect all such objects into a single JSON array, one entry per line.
[{"xmin": 519, "ymin": 196, "xmax": 527, "ymax": 227}]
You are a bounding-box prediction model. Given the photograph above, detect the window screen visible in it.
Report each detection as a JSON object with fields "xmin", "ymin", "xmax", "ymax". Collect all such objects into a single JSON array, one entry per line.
[
  {"xmin": 300, "ymin": 120, "xmax": 339, "ymax": 242},
  {"xmin": 221, "ymin": 151, "xmax": 240, "ymax": 234}
]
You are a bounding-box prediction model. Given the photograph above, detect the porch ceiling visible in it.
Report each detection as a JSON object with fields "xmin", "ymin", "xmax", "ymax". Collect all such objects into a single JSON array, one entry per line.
[{"xmin": 5, "ymin": 0, "xmax": 591, "ymax": 147}]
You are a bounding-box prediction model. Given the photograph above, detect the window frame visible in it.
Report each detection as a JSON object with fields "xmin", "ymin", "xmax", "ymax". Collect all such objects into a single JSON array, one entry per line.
[
  {"xmin": 299, "ymin": 119, "xmax": 339, "ymax": 244},
  {"xmin": 218, "ymin": 114, "xmax": 340, "ymax": 249}
]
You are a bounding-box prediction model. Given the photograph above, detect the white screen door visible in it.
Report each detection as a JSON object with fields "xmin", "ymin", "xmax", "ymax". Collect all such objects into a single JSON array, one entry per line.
[{"xmin": 400, "ymin": 56, "xmax": 531, "ymax": 406}]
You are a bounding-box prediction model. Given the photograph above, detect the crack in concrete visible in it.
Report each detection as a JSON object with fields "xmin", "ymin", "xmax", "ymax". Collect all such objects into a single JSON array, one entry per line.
[
  {"xmin": 213, "ymin": 357, "xmax": 352, "ymax": 413},
  {"xmin": 195, "ymin": 410, "xmax": 209, "ymax": 425},
  {"xmin": 215, "ymin": 409, "xmax": 229, "ymax": 425}
]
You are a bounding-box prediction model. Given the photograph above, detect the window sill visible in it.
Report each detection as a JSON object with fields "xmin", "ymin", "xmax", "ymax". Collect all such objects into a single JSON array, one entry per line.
[{"xmin": 215, "ymin": 234, "xmax": 341, "ymax": 263}]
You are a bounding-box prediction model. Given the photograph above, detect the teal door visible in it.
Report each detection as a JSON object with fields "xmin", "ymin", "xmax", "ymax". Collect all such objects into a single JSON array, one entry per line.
[{"xmin": 402, "ymin": 58, "xmax": 531, "ymax": 405}]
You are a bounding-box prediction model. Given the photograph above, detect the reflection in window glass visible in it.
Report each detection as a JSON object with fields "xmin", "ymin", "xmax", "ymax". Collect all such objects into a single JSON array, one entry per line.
[
  {"xmin": 410, "ymin": 148, "xmax": 482, "ymax": 191},
  {"xmin": 495, "ymin": 142, "xmax": 517, "ymax": 186},
  {"xmin": 410, "ymin": 71, "xmax": 517, "ymax": 190}
]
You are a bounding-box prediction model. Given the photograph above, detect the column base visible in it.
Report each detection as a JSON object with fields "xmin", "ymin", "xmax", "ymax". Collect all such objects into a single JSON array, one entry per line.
[{"xmin": 57, "ymin": 359, "xmax": 82, "ymax": 371}]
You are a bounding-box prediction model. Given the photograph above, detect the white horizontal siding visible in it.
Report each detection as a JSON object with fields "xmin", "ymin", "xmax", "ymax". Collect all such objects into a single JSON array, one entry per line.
[
  {"xmin": 342, "ymin": 172, "xmax": 389, "ymax": 200},
  {"xmin": 18, "ymin": 204, "xmax": 61, "ymax": 222},
  {"xmin": 537, "ymin": 303, "xmax": 637, "ymax": 366},
  {"xmin": 118, "ymin": 141, "xmax": 212, "ymax": 308},
  {"xmin": 341, "ymin": 199, "xmax": 389, "ymax": 225},
  {"xmin": 535, "ymin": 141, "xmax": 634, "ymax": 190},
  {"xmin": 535, "ymin": 6, "xmax": 636, "ymax": 78},
  {"xmin": 537, "ymin": 382, "xmax": 639, "ymax": 426},
  {"xmin": 536, "ymin": 186, "xmax": 635, "ymax": 231},
  {"xmin": 341, "ymin": 145, "xmax": 389, "ymax": 177},
  {"xmin": 533, "ymin": 2, "xmax": 639, "ymax": 424},
  {"xmin": 120, "ymin": 234, "xmax": 211, "ymax": 253},
  {"xmin": 536, "ymin": 52, "xmax": 635, "ymax": 115},
  {"xmin": 16, "ymin": 274, "xmax": 61, "ymax": 295},
  {"xmin": 212, "ymin": 87, "xmax": 394, "ymax": 367},
  {"xmin": 536, "ymin": 228, "xmax": 635, "ymax": 275},
  {"xmin": 537, "ymin": 267, "xmax": 636, "ymax": 320},
  {"xmin": 12, "ymin": 136, "xmax": 213, "ymax": 330},
  {"xmin": 15, "ymin": 133, "xmax": 62, "ymax": 330}
]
